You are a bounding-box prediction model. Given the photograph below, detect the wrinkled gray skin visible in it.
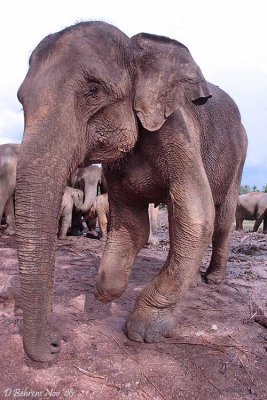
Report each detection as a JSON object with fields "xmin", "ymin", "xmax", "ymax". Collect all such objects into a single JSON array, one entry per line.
[
  {"xmin": 58, "ymin": 186, "xmax": 84, "ymax": 239},
  {"xmin": 16, "ymin": 21, "xmax": 247, "ymax": 362},
  {"xmin": 236, "ymin": 192, "xmax": 267, "ymax": 233},
  {"xmin": 0, "ymin": 143, "xmax": 20, "ymax": 235}
]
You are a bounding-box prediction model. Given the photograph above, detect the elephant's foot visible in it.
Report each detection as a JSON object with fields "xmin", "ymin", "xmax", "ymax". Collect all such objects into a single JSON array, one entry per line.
[
  {"xmin": 24, "ymin": 337, "xmax": 60, "ymax": 363},
  {"xmin": 190, "ymin": 270, "xmax": 203, "ymax": 288},
  {"xmin": 95, "ymin": 270, "xmax": 127, "ymax": 303},
  {"xmin": 125, "ymin": 306, "xmax": 175, "ymax": 343},
  {"xmin": 100, "ymin": 232, "xmax": 108, "ymax": 241},
  {"xmin": 85, "ymin": 231, "xmax": 100, "ymax": 239},
  {"xmin": 204, "ymin": 267, "xmax": 226, "ymax": 285},
  {"xmin": 58, "ymin": 235, "xmax": 67, "ymax": 240},
  {"xmin": 5, "ymin": 226, "xmax": 16, "ymax": 236},
  {"xmin": 147, "ymin": 235, "xmax": 159, "ymax": 245}
]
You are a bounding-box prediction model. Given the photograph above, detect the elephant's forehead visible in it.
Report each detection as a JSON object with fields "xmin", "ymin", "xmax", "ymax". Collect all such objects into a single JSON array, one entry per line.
[{"xmin": 31, "ymin": 26, "xmax": 130, "ymax": 88}]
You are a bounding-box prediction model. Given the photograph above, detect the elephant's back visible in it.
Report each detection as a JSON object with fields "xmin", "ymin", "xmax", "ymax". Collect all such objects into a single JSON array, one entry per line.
[{"xmin": 192, "ymin": 83, "xmax": 248, "ymax": 204}]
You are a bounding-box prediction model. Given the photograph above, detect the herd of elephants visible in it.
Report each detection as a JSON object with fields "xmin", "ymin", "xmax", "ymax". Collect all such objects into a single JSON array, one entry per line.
[
  {"xmin": 0, "ymin": 145, "xmax": 159, "ymax": 243},
  {"xmin": 0, "ymin": 21, "xmax": 266, "ymax": 363}
]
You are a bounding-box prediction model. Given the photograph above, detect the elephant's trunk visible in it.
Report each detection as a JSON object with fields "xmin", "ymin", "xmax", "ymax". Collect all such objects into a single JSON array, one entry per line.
[
  {"xmin": 80, "ymin": 180, "xmax": 99, "ymax": 213},
  {"xmin": 15, "ymin": 135, "xmax": 74, "ymax": 362}
]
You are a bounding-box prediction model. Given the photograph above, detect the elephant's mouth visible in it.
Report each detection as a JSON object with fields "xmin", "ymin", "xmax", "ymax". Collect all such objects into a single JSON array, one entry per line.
[{"xmin": 90, "ymin": 141, "xmax": 134, "ymax": 163}]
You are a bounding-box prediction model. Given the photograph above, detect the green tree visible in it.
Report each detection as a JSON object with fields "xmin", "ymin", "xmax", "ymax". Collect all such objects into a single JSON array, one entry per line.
[
  {"xmin": 262, "ymin": 184, "xmax": 267, "ymax": 193},
  {"xmin": 239, "ymin": 185, "xmax": 250, "ymax": 194},
  {"xmin": 252, "ymin": 185, "xmax": 259, "ymax": 192}
]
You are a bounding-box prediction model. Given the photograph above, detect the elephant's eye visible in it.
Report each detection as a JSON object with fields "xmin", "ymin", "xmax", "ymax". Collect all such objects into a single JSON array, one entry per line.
[{"xmin": 85, "ymin": 83, "xmax": 100, "ymax": 96}]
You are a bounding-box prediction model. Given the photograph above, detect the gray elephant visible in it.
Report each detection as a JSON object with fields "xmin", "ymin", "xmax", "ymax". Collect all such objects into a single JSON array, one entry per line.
[
  {"xmin": 86, "ymin": 196, "xmax": 159, "ymax": 243},
  {"xmin": 69, "ymin": 164, "xmax": 106, "ymax": 236},
  {"xmin": 148, "ymin": 204, "xmax": 159, "ymax": 245},
  {"xmin": 16, "ymin": 21, "xmax": 247, "ymax": 362},
  {"xmin": 0, "ymin": 143, "xmax": 20, "ymax": 235},
  {"xmin": 86, "ymin": 193, "xmax": 109, "ymax": 240},
  {"xmin": 70, "ymin": 165, "xmax": 107, "ymax": 213},
  {"xmin": 236, "ymin": 192, "xmax": 267, "ymax": 233},
  {"xmin": 58, "ymin": 186, "xmax": 84, "ymax": 239},
  {"xmin": 71, "ymin": 165, "xmax": 159, "ymax": 242}
]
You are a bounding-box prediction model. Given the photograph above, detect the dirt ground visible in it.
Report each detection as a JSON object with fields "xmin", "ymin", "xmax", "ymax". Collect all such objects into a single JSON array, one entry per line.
[{"xmin": 0, "ymin": 209, "xmax": 267, "ymax": 400}]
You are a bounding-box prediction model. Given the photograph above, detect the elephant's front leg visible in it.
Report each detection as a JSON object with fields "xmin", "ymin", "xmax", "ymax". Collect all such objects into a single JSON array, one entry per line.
[
  {"xmin": 253, "ymin": 216, "xmax": 263, "ymax": 232},
  {"xmin": 126, "ymin": 186, "xmax": 214, "ymax": 342},
  {"xmin": 95, "ymin": 198, "xmax": 150, "ymax": 302},
  {"xmin": 147, "ymin": 203, "xmax": 159, "ymax": 245},
  {"xmin": 4, "ymin": 196, "xmax": 16, "ymax": 235},
  {"xmin": 58, "ymin": 207, "xmax": 72, "ymax": 239}
]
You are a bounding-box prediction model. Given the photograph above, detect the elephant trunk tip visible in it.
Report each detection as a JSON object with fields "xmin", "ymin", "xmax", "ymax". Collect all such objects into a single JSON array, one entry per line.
[{"xmin": 23, "ymin": 338, "xmax": 61, "ymax": 363}]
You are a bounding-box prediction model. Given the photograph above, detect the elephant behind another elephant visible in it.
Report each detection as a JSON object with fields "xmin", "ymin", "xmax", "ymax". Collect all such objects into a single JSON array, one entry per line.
[
  {"xmin": 58, "ymin": 186, "xmax": 84, "ymax": 239},
  {"xmin": 236, "ymin": 192, "xmax": 267, "ymax": 233},
  {"xmin": 0, "ymin": 143, "xmax": 20, "ymax": 235},
  {"xmin": 69, "ymin": 165, "xmax": 106, "ymax": 236},
  {"xmin": 85, "ymin": 193, "xmax": 109, "ymax": 240},
  {"xmin": 85, "ymin": 194, "xmax": 159, "ymax": 243},
  {"xmin": 71, "ymin": 165, "xmax": 159, "ymax": 242}
]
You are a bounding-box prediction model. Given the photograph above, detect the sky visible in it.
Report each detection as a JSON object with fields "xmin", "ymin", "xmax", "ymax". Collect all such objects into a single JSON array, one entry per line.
[{"xmin": 0, "ymin": 0, "xmax": 266, "ymax": 188}]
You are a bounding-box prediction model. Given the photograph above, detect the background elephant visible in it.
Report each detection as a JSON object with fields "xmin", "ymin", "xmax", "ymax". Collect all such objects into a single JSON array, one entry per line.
[
  {"xmin": 71, "ymin": 165, "xmax": 159, "ymax": 241},
  {"xmin": 148, "ymin": 204, "xmax": 159, "ymax": 245},
  {"xmin": 58, "ymin": 186, "xmax": 84, "ymax": 239},
  {"xmin": 70, "ymin": 165, "xmax": 107, "ymax": 213},
  {"xmin": 0, "ymin": 143, "xmax": 20, "ymax": 235},
  {"xmin": 16, "ymin": 21, "xmax": 247, "ymax": 362},
  {"xmin": 86, "ymin": 196, "xmax": 159, "ymax": 243},
  {"xmin": 236, "ymin": 192, "xmax": 267, "ymax": 233},
  {"xmin": 69, "ymin": 165, "xmax": 106, "ymax": 236},
  {"xmin": 86, "ymin": 193, "xmax": 109, "ymax": 241}
]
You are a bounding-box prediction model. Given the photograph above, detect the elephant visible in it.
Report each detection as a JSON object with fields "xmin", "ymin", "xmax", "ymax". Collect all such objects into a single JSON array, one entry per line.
[
  {"xmin": 235, "ymin": 192, "xmax": 267, "ymax": 233},
  {"xmin": 58, "ymin": 186, "xmax": 84, "ymax": 239},
  {"xmin": 86, "ymin": 193, "xmax": 109, "ymax": 240},
  {"xmin": 0, "ymin": 143, "xmax": 20, "ymax": 235},
  {"xmin": 86, "ymin": 196, "xmax": 159, "ymax": 243},
  {"xmin": 70, "ymin": 165, "xmax": 107, "ymax": 213},
  {"xmin": 15, "ymin": 21, "xmax": 247, "ymax": 362},
  {"xmin": 69, "ymin": 164, "xmax": 106, "ymax": 236},
  {"xmin": 148, "ymin": 203, "xmax": 159, "ymax": 245},
  {"xmin": 71, "ymin": 164, "xmax": 159, "ymax": 242}
]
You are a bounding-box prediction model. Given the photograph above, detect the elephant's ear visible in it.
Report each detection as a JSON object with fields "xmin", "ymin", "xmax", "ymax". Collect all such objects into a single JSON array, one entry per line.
[{"xmin": 131, "ymin": 33, "xmax": 212, "ymax": 131}]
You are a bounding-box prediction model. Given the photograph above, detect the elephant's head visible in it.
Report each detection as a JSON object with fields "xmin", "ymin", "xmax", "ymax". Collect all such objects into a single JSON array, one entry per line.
[
  {"xmin": 72, "ymin": 188, "xmax": 84, "ymax": 211},
  {"xmin": 16, "ymin": 21, "xmax": 211, "ymax": 362},
  {"xmin": 72, "ymin": 165, "xmax": 103, "ymax": 214}
]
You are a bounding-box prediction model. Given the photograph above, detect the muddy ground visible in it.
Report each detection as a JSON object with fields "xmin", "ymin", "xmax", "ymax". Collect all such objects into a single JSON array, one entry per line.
[{"xmin": 0, "ymin": 209, "xmax": 267, "ymax": 400}]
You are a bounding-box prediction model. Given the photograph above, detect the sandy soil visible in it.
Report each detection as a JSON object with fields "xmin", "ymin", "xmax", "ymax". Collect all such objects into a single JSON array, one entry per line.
[{"xmin": 0, "ymin": 209, "xmax": 267, "ymax": 400}]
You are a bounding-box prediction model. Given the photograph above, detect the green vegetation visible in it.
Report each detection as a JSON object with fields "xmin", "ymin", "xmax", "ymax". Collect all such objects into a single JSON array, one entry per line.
[{"xmin": 240, "ymin": 184, "xmax": 267, "ymax": 194}]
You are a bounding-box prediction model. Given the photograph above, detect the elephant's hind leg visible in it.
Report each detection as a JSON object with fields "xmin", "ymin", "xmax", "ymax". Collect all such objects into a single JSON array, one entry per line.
[
  {"xmin": 262, "ymin": 214, "xmax": 267, "ymax": 234},
  {"xmin": 147, "ymin": 203, "xmax": 159, "ymax": 245},
  {"xmin": 205, "ymin": 189, "xmax": 237, "ymax": 284},
  {"xmin": 253, "ymin": 216, "xmax": 264, "ymax": 232},
  {"xmin": 0, "ymin": 188, "xmax": 8, "ymax": 229},
  {"xmin": 58, "ymin": 212, "xmax": 72, "ymax": 239},
  {"xmin": 126, "ymin": 182, "xmax": 214, "ymax": 343},
  {"xmin": 4, "ymin": 196, "xmax": 16, "ymax": 235},
  {"xmin": 235, "ymin": 217, "xmax": 244, "ymax": 230}
]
